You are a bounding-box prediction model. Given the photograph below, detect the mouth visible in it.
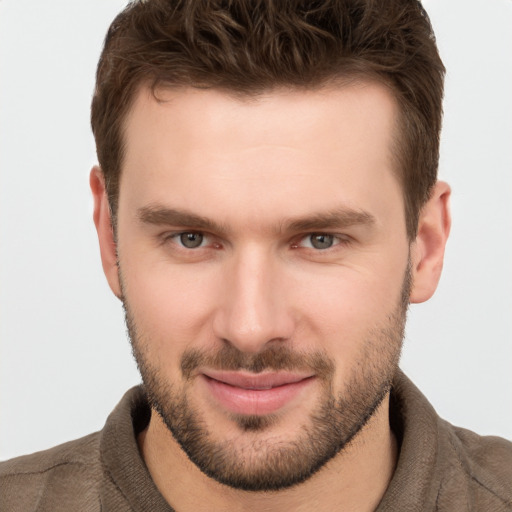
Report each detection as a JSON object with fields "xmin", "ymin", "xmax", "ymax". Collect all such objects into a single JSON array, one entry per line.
[{"xmin": 200, "ymin": 370, "xmax": 315, "ymax": 416}]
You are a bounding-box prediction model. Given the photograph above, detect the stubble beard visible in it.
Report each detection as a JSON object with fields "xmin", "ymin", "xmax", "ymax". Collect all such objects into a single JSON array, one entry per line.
[{"xmin": 122, "ymin": 268, "xmax": 410, "ymax": 492}]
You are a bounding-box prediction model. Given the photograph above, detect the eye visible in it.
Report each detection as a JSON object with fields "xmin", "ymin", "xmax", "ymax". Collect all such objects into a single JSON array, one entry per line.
[
  {"xmin": 292, "ymin": 233, "xmax": 349, "ymax": 251},
  {"xmin": 178, "ymin": 232, "xmax": 205, "ymax": 249},
  {"xmin": 308, "ymin": 234, "xmax": 335, "ymax": 250}
]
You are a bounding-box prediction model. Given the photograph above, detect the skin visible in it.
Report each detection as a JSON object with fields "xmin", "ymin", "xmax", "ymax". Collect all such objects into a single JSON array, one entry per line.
[{"xmin": 91, "ymin": 82, "xmax": 451, "ymax": 511}]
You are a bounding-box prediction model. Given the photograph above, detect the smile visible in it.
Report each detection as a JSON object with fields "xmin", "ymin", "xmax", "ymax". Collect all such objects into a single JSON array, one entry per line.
[{"xmin": 201, "ymin": 370, "xmax": 315, "ymax": 416}]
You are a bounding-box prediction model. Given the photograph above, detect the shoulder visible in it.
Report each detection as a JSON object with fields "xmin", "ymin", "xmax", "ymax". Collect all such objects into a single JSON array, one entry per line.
[
  {"xmin": 438, "ymin": 419, "xmax": 512, "ymax": 510},
  {"xmin": 388, "ymin": 371, "xmax": 512, "ymax": 511},
  {"xmin": 0, "ymin": 431, "xmax": 102, "ymax": 512}
]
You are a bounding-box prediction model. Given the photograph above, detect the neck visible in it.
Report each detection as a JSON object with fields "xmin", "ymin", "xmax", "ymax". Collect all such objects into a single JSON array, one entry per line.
[{"xmin": 138, "ymin": 395, "xmax": 397, "ymax": 512}]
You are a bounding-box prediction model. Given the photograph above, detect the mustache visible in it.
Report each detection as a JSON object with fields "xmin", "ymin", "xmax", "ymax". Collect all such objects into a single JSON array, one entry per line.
[{"xmin": 181, "ymin": 343, "xmax": 334, "ymax": 380}]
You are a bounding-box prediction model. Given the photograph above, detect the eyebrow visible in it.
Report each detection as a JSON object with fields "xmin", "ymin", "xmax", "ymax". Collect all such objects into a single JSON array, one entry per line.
[
  {"xmin": 285, "ymin": 208, "xmax": 375, "ymax": 232},
  {"xmin": 138, "ymin": 206, "xmax": 228, "ymax": 234},
  {"xmin": 137, "ymin": 205, "xmax": 375, "ymax": 235}
]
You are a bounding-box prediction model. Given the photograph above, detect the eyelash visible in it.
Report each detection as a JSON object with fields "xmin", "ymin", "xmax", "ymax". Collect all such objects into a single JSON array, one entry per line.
[
  {"xmin": 291, "ymin": 233, "xmax": 351, "ymax": 251},
  {"xmin": 161, "ymin": 231, "xmax": 351, "ymax": 252},
  {"xmin": 162, "ymin": 231, "xmax": 214, "ymax": 249}
]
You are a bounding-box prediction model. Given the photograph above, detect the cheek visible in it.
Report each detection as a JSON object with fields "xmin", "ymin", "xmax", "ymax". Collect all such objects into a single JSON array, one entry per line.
[
  {"xmin": 121, "ymin": 259, "xmax": 221, "ymax": 357},
  {"xmin": 290, "ymin": 261, "xmax": 406, "ymax": 353}
]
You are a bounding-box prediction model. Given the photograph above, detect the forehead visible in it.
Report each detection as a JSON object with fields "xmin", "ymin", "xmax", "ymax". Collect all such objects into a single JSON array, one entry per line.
[
  {"xmin": 119, "ymin": 83, "xmax": 402, "ymax": 231},
  {"xmin": 123, "ymin": 82, "xmax": 397, "ymax": 153}
]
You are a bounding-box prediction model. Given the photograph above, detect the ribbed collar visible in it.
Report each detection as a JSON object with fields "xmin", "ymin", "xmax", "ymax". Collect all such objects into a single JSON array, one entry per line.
[
  {"xmin": 376, "ymin": 371, "xmax": 441, "ymax": 511},
  {"xmin": 100, "ymin": 386, "xmax": 175, "ymax": 511}
]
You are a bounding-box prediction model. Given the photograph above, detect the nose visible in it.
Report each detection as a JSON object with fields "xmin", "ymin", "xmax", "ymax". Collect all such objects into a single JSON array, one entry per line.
[{"xmin": 213, "ymin": 245, "xmax": 294, "ymax": 354}]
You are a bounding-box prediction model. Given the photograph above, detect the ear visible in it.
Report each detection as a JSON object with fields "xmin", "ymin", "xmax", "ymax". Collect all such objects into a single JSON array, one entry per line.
[
  {"xmin": 90, "ymin": 166, "xmax": 122, "ymax": 299},
  {"xmin": 409, "ymin": 181, "xmax": 451, "ymax": 304}
]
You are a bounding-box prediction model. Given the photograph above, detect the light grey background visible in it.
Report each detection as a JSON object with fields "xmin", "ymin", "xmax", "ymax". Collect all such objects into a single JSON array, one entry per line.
[{"xmin": 1, "ymin": 0, "xmax": 511, "ymax": 460}]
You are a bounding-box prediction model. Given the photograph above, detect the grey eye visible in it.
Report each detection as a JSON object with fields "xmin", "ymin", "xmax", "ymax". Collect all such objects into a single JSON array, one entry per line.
[
  {"xmin": 310, "ymin": 234, "xmax": 334, "ymax": 249},
  {"xmin": 180, "ymin": 232, "xmax": 204, "ymax": 248}
]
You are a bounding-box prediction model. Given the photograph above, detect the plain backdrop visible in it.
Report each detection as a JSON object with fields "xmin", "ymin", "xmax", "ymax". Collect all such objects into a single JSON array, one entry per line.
[{"xmin": 1, "ymin": 0, "xmax": 511, "ymax": 461}]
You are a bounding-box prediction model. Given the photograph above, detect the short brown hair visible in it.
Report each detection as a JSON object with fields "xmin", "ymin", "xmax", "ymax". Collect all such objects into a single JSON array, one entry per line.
[{"xmin": 91, "ymin": 0, "xmax": 445, "ymax": 239}]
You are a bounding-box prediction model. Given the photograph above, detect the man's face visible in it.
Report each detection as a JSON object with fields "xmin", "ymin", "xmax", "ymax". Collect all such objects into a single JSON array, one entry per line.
[{"xmin": 115, "ymin": 83, "xmax": 411, "ymax": 490}]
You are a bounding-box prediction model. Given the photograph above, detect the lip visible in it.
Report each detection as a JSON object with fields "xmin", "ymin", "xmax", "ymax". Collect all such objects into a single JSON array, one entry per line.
[{"xmin": 201, "ymin": 370, "xmax": 315, "ymax": 416}]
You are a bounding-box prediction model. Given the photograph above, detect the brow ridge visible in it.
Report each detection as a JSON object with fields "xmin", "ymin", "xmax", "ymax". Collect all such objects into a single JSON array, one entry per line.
[
  {"xmin": 137, "ymin": 205, "xmax": 375, "ymax": 235},
  {"xmin": 138, "ymin": 206, "xmax": 228, "ymax": 234},
  {"xmin": 285, "ymin": 208, "xmax": 375, "ymax": 233}
]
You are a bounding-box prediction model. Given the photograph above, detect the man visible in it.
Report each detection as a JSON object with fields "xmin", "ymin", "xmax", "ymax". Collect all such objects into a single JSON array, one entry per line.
[{"xmin": 1, "ymin": 0, "xmax": 511, "ymax": 510}]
